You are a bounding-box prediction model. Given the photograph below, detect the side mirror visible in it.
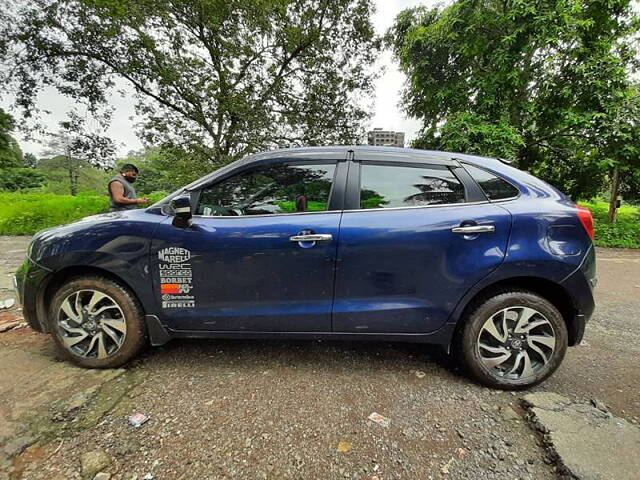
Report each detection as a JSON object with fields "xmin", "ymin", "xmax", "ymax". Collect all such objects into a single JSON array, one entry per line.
[{"xmin": 171, "ymin": 195, "xmax": 192, "ymax": 228}]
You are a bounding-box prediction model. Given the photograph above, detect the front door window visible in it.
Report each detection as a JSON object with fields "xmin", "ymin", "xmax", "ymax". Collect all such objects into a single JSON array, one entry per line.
[{"xmin": 197, "ymin": 163, "xmax": 337, "ymax": 216}]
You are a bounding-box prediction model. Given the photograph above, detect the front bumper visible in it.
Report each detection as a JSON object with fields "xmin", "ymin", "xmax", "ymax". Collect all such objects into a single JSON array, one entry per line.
[{"xmin": 14, "ymin": 256, "xmax": 52, "ymax": 332}]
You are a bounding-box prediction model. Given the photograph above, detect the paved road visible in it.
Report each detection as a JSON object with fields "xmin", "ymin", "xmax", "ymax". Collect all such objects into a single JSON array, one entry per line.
[{"xmin": 0, "ymin": 237, "xmax": 638, "ymax": 480}]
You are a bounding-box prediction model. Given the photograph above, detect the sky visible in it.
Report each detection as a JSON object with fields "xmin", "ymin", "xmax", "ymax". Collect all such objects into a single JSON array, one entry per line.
[{"xmin": 4, "ymin": 0, "xmax": 426, "ymax": 157}]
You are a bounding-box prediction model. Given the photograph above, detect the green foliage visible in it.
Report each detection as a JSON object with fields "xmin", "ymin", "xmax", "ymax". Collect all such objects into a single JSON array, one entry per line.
[
  {"xmin": 413, "ymin": 113, "xmax": 524, "ymax": 159},
  {"xmin": 0, "ymin": 191, "xmax": 167, "ymax": 235},
  {"xmin": 0, "ymin": 192, "xmax": 109, "ymax": 235},
  {"xmin": 23, "ymin": 153, "xmax": 38, "ymax": 168},
  {"xmin": 0, "ymin": 109, "xmax": 21, "ymax": 167},
  {"xmin": 580, "ymin": 200, "xmax": 640, "ymax": 248},
  {"xmin": 360, "ymin": 196, "xmax": 386, "ymax": 209},
  {"xmin": 389, "ymin": 0, "xmax": 640, "ymax": 200},
  {"xmin": 0, "ymin": 168, "xmax": 47, "ymax": 191},
  {"xmin": 0, "ymin": 110, "xmax": 46, "ymax": 191},
  {"xmin": 37, "ymin": 156, "xmax": 111, "ymax": 195},
  {"xmin": 41, "ymin": 113, "xmax": 117, "ymax": 196},
  {"xmin": 620, "ymin": 168, "xmax": 640, "ymax": 202},
  {"xmin": 115, "ymin": 147, "xmax": 205, "ymax": 194},
  {"xmin": 3, "ymin": 0, "xmax": 380, "ymax": 169},
  {"xmin": 277, "ymin": 201, "xmax": 326, "ymax": 212},
  {"xmin": 0, "ymin": 108, "xmax": 24, "ymax": 169}
]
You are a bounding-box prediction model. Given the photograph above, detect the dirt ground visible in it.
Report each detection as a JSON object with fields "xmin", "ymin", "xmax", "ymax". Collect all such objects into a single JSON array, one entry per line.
[{"xmin": 0, "ymin": 236, "xmax": 638, "ymax": 480}]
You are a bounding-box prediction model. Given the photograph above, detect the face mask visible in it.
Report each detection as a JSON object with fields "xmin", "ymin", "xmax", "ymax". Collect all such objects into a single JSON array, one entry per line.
[{"xmin": 124, "ymin": 174, "xmax": 137, "ymax": 183}]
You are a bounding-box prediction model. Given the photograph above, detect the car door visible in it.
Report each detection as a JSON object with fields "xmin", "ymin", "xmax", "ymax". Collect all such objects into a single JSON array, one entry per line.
[
  {"xmin": 150, "ymin": 158, "xmax": 347, "ymax": 332},
  {"xmin": 333, "ymin": 156, "xmax": 512, "ymax": 334}
]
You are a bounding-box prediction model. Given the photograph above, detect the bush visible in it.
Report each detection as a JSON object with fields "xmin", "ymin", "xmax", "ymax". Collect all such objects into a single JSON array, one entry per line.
[
  {"xmin": 0, "ymin": 192, "xmax": 109, "ymax": 235},
  {"xmin": 0, "ymin": 168, "xmax": 47, "ymax": 190},
  {"xmin": 579, "ymin": 201, "xmax": 640, "ymax": 248},
  {"xmin": 0, "ymin": 191, "xmax": 171, "ymax": 235}
]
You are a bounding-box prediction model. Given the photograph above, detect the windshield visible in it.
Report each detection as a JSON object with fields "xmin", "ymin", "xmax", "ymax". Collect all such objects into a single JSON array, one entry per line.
[{"xmin": 149, "ymin": 187, "xmax": 187, "ymax": 208}]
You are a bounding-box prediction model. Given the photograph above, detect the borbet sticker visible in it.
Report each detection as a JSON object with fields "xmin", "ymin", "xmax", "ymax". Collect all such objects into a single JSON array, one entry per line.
[{"xmin": 158, "ymin": 247, "xmax": 195, "ymax": 308}]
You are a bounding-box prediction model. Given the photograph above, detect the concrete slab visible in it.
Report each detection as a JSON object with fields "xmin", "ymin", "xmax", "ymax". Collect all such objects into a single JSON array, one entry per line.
[{"xmin": 522, "ymin": 392, "xmax": 640, "ymax": 480}]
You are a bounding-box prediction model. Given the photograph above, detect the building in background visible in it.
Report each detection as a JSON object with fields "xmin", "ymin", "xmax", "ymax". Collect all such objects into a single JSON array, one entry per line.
[{"xmin": 367, "ymin": 128, "xmax": 405, "ymax": 147}]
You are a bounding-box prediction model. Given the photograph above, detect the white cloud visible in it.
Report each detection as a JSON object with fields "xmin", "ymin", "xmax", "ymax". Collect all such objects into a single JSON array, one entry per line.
[{"xmin": 4, "ymin": 0, "xmax": 428, "ymax": 156}]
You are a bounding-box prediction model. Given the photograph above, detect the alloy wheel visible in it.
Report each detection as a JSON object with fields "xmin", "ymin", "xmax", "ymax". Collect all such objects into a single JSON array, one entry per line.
[
  {"xmin": 476, "ymin": 306, "xmax": 556, "ymax": 380},
  {"xmin": 56, "ymin": 289, "xmax": 127, "ymax": 359}
]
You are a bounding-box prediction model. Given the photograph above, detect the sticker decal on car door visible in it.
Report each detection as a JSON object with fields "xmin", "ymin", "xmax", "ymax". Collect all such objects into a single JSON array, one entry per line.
[{"xmin": 158, "ymin": 247, "xmax": 195, "ymax": 308}]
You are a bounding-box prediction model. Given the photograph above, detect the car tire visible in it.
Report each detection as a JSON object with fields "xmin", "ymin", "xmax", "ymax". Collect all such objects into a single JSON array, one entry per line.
[
  {"xmin": 458, "ymin": 290, "xmax": 568, "ymax": 390},
  {"xmin": 48, "ymin": 275, "xmax": 147, "ymax": 368}
]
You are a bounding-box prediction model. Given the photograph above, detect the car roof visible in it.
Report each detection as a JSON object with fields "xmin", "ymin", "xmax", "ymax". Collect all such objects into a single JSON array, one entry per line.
[
  {"xmin": 182, "ymin": 146, "xmax": 514, "ymax": 192},
  {"xmin": 248, "ymin": 145, "xmax": 490, "ymax": 162},
  {"xmin": 245, "ymin": 146, "xmax": 517, "ymax": 174}
]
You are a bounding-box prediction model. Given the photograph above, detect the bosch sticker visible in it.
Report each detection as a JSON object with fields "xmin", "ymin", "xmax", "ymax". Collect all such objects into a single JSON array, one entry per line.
[{"xmin": 158, "ymin": 247, "xmax": 195, "ymax": 308}]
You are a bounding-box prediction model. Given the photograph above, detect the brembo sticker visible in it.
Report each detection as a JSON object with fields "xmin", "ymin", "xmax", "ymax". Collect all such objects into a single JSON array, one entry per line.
[{"xmin": 158, "ymin": 247, "xmax": 195, "ymax": 308}]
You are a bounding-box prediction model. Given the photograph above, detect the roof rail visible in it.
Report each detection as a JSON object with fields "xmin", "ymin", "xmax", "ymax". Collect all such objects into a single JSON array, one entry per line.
[{"xmin": 497, "ymin": 157, "xmax": 515, "ymax": 165}]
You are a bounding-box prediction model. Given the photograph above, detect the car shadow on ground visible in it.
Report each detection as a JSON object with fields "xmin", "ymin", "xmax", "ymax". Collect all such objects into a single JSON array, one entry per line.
[{"xmin": 136, "ymin": 337, "xmax": 468, "ymax": 382}]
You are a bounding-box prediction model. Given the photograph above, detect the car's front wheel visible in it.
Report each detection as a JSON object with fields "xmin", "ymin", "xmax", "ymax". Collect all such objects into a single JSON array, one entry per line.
[
  {"xmin": 49, "ymin": 276, "xmax": 147, "ymax": 368},
  {"xmin": 459, "ymin": 290, "xmax": 568, "ymax": 390}
]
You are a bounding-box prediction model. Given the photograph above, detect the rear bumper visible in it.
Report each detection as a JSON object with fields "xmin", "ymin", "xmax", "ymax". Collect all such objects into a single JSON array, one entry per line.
[
  {"xmin": 14, "ymin": 256, "xmax": 52, "ymax": 332},
  {"xmin": 560, "ymin": 245, "xmax": 596, "ymax": 345}
]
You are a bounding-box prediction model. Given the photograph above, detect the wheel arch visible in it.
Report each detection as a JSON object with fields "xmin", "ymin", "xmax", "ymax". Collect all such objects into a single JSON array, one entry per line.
[
  {"xmin": 452, "ymin": 276, "xmax": 579, "ymax": 347},
  {"xmin": 36, "ymin": 265, "xmax": 146, "ymax": 333}
]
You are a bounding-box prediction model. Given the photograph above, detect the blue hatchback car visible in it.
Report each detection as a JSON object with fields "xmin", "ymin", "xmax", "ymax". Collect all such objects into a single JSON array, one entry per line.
[{"xmin": 14, "ymin": 147, "xmax": 596, "ymax": 389}]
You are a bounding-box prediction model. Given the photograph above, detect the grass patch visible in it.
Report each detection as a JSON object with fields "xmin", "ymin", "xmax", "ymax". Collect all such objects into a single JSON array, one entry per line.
[
  {"xmin": 579, "ymin": 200, "xmax": 640, "ymax": 248},
  {"xmin": 0, "ymin": 191, "xmax": 167, "ymax": 235}
]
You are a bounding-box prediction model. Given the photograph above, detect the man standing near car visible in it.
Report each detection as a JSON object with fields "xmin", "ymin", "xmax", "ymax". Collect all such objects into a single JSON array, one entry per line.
[{"xmin": 108, "ymin": 163, "xmax": 149, "ymax": 211}]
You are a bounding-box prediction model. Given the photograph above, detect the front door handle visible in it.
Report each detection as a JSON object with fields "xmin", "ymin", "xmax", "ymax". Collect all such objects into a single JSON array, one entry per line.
[
  {"xmin": 451, "ymin": 225, "xmax": 495, "ymax": 234},
  {"xmin": 289, "ymin": 234, "xmax": 333, "ymax": 242}
]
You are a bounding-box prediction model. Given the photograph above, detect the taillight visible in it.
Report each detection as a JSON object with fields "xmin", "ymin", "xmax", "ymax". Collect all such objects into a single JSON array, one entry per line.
[{"xmin": 576, "ymin": 206, "xmax": 595, "ymax": 241}]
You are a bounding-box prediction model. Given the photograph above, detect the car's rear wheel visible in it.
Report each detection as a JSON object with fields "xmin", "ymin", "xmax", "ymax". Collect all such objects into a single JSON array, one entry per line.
[
  {"xmin": 459, "ymin": 290, "xmax": 568, "ymax": 390},
  {"xmin": 49, "ymin": 276, "xmax": 147, "ymax": 368}
]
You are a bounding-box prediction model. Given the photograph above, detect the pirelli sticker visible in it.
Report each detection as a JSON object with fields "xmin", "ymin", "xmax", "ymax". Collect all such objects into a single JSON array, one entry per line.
[{"xmin": 158, "ymin": 247, "xmax": 195, "ymax": 308}]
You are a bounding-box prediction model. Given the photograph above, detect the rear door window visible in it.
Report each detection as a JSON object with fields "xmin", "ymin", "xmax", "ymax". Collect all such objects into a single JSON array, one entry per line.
[
  {"xmin": 358, "ymin": 163, "xmax": 466, "ymax": 209},
  {"xmin": 463, "ymin": 164, "xmax": 519, "ymax": 200}
]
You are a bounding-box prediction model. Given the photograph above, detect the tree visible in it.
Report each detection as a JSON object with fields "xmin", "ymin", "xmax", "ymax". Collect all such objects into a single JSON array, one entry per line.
[
  {"xmin": 116, "ymin": 148, "xmax": 185, "ymax": 194},
  {"xmin": 0, "ymin": 168, "xmax": 47, "ymax": 191},
  {"xmin": 0, "ymin": 109, "xmax": 46, "ymax": 191},
  {"xmin": 43, "ymin": 113, "xmax": 116, "ymax": 195},
  {"xmin": 2, "ymin": 0, "xmax": 380, "ymax": 169},
  {"xmin": 594, "ymin": 85, "xmax": 640, "ymax": 221},
  {"xmin": 0, "ymin": 108, "xmax": 23, "ymax": 168},
  {"xmin": 413, "ymin": 113, "xmax": 524, "ymax": 160},
  {"xmin": 388, "ymin": 0, "xmax": 640, "ymax": 201},
  {"xmin": 23, "ymin": 152, "xmax": 38, "ymax": 168}
]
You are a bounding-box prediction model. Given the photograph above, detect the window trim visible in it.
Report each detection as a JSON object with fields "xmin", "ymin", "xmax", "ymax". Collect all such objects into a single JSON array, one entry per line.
[
  {"xmin": 350, "ymin": 160, "xmax": 472, "ymax": 211},
  {"xmin": 193, "ymin": 209, "xmax": 343, "ymax": 219},
  {"xmin": 193, "ymin": 159, "xmax": 344, "ymax": 218},
  {"xmin": 461, "ymin": 162, "xmax": 521, "ymax": 203},
  {"xmin": 342, "ymin": 200, "xmax": 490, "ymax": 214}
]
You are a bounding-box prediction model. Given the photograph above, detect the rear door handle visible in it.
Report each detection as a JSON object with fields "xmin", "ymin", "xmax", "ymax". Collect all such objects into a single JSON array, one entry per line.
[
  {"xmin": 451, "ymin": 225, "xmax": 495, "ymax": 234},
  {"xmin": 289, "ymin": 234, "xmax": 333, "ymax": 242}
]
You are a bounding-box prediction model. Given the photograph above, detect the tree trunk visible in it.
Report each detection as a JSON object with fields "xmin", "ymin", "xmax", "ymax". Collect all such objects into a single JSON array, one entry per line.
[
  {"xmin": 65, "ymin": 148, "xmax": 78, "ymax": 196},
  {"xmin": 607, "ymin": 165, "xmax": 620, "ymax": 223},
  {"xmin": 71, "ymin": 159, "xmax": 79, "ymax": 196},
  {"xmin": 65, "ymin": 150, "xmax": 75, "ymax": 196}
]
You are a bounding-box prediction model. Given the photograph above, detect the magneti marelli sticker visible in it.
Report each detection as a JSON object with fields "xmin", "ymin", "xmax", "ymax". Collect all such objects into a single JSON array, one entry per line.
[{"xmin": 158, "ymin": 247, "xmax": 195, "ymax": 308}]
